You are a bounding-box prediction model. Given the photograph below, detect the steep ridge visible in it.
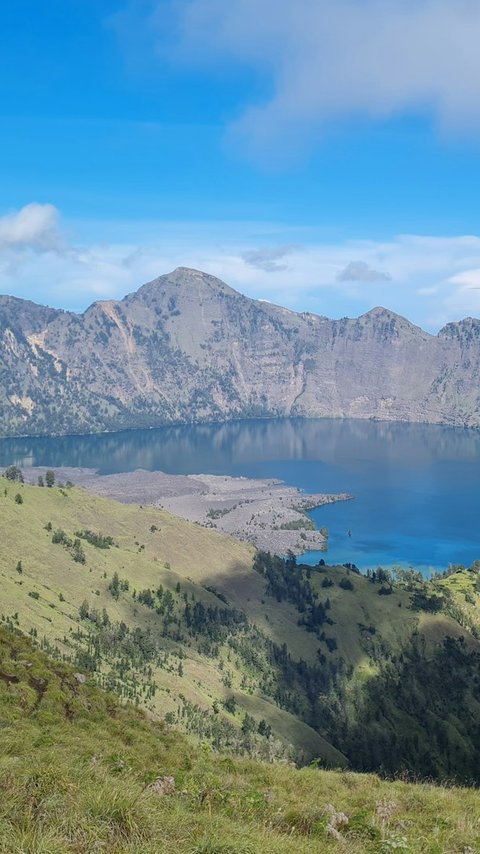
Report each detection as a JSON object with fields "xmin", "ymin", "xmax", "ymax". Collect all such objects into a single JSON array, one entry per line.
[{"xmin": 1, "ymin": 267, "xmax": 480, "ymax": 436}]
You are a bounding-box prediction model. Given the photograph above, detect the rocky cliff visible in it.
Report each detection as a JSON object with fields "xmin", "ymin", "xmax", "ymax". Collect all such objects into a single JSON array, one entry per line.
[{"xmin": 1, "ymin": 266, "xmax": 479, "ymax": 436}]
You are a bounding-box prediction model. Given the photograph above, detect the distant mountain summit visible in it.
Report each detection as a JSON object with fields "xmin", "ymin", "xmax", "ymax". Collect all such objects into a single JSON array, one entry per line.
[{"xmin": 1, "ymin": 267, "xmax": 479, "ymax": 436}]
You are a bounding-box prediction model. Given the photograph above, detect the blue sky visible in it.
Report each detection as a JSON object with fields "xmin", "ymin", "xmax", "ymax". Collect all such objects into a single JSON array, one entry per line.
[{"xmin": 2, "ymin": 0, "xmax": 480, "ymax": 329}]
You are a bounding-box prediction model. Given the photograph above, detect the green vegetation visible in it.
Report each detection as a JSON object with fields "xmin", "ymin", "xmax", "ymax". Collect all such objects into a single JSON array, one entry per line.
[
  {"xmin": 0, "ymin": 626, "xmax": 479, "ymax": 854},
  {"xmin": 1, "ymin": 476, "xmax": 480, "ymax": 789},
  {"xmin": 75, "ymin": 529, "xmax": 117, "ymax": 549}
]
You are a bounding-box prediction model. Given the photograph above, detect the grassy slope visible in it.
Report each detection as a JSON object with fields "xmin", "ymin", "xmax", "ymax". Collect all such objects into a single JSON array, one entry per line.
[
  {"xmin": 0, "ymin": 478, "xmax": 337, "ymax": 763},
  {"xmin": 1, "ymin": 626, "xmax": 479, "ymax": 854},
  {"xmin": 2, "ymin": 477, "xmax": 479, "ymax": 775}
]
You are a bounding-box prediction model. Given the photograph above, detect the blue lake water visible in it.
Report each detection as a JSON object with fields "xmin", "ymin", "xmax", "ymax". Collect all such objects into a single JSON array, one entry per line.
[{"xmin": 1, "ymin": 418, "xmax": 479, "ymax": 574}]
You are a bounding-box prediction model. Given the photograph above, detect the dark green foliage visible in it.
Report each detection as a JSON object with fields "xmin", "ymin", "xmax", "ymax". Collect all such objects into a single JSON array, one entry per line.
[
  {"xmin": 204, "ymin": 585, "xmax": 229, "ymax": 604},
  {"xmin": 223, "ymin": 696, "xmax": 236, "ymax": 714},
  {"xmin": 4, "ymin": 465, "xmax": 23, "ymax": 482},
  {"xmin": 107, "ymin": 572, "xmax": 129, "ymax": 600},
  {"xmin": 137, "ymin": 588, "xmax": 155, "ymax": 607},
  {"xmin": 253, "ymin": 551, "xmax": 332, "ymax": 637},
  {"xmin": 75, "ymin": 529, "xmax": 116, "ymax": 549},
  {"xmin": 331, "ymin": 635, "xmax": 480, "ymax": 783},
  {"xmin": 410, "ymin": 589, "xmax": 445, "ymax": 612},
  {"xmin": 72, "ymin": 540, "xmax": 86, "ymax": 564},
  {"xmin": 241, "ymin": 712, "xmax": 256, "ymax": 736},
  {"xmin": 51, "ymin": 529, "xmax": 86, "ymax": 564},
  {"xmin": 79, "ymin": 599, "xmax": 90, "ymax": 620},
  {"xmin": 339, "ymin": 578, "xmax": 354, "ymax": 591},
  {"xmin": 258, "ymin": 718, "xmax": 272, "ymax": 738},
  {"xmin": 45, "ymin": 469, "xmax": 56, "ymax": 488}
]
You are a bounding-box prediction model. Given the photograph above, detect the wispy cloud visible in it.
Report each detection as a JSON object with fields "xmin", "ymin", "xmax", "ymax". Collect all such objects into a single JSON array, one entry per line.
[
  {"xmin": 241, "ymin": 244, "xmax": 299, "ymax": 272},
  {"xmin": 119, "ymin": 0, "xmax": 480, "ymax": 159},
  {"xmin": 337, "ymin": 261, "xmax": 392, "ymax": 283}
]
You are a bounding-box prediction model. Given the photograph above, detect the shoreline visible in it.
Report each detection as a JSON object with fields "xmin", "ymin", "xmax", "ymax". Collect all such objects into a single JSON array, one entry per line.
[{"xmin": 20, "ymin": 466, "xmax": 353, "ymax": 556}]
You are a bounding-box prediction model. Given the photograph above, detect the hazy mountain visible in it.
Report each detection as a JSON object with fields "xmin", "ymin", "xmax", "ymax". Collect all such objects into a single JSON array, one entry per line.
[{"xmin": 1, "ymin": 266, "xmax": 479, "ymax": 436}]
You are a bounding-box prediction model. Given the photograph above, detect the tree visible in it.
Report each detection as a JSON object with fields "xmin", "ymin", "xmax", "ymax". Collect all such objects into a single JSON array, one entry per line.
[
  {"xmin": 37, "ymin": 475, "xmax": 44, "ymax": 487},
  {"xmin": 258, "ymin": 718, "xmax": 272, "ymax": 738},
  {"xmin": 45, "ymin": 470, "xmax": 56, "ymax": 488},
  {"xmin": 79, "ymin": 599, "xmax": 89, "ymax": 620},
  {"xmin": 223, "ymin": 696, "xmax": 236, "ymax": 715},
  {"xmin": 4, "ymin": 466, "xmax": 23, "ymax": 482},
  {"xmin": 108, "ymin": 572, "xmax": 120, "ymax": 600},
  {"xmin": 241, "ymin": 712, "xmax": 256, "ymax": 736},
  {"xmin": 15, "ymin": 493, "xmax": 23, "ymax": 504},
  {"xmin": 16, "ymin": 561, "xmax": 22, "ymax": 574}
]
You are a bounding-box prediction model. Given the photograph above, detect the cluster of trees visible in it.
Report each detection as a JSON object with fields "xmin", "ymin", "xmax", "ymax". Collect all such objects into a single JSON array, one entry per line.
[
  {"xmin": 3, "ymin": 466, "xmax": 56, "ymax": 488},
  {"xmin": 253, "ymin": 551, "xmax": 334, "ymax": 638},
  {"xmin": 51, "ymin": 529, "xmax": 86, "ymax": 564},
  {"xmin": 75, "ymin": 529, "xmax": 116, "ymax": 549},
  {"xmin": 328, "ymin": 635, "xmax": 480, "ymax": 783}
]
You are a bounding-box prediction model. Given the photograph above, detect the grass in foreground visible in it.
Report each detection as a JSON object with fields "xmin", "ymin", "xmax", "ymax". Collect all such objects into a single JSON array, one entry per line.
[{"xmin": 0, "ymin": 626, "xmax": 479, "ymax": 854}]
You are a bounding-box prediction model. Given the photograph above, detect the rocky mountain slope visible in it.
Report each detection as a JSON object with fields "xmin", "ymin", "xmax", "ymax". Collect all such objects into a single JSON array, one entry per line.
[{"xmin": 1, "ymin": 266, "xmax": 480, "ymax": 436}]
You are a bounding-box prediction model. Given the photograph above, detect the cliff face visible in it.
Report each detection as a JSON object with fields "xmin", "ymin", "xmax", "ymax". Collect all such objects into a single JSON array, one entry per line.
[{"xmin": 1, "ymin": 266, "xmax": 479, "ymax": 436}]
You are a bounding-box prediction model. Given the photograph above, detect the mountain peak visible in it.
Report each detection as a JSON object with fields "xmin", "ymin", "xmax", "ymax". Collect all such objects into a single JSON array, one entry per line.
[{"xmin": 134, "ymin": 267, "xmax": 241, "ymax": 301}]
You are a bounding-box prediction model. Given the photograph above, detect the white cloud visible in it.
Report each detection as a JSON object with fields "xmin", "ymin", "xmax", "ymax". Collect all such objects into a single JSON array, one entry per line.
[
  {"xmin": 1, "ymin": 203, "xmax": 480, "ymax": 328},
  {"xmin": 449, "ymin": 268, "xmax": 480, "ymax": 289},
  {"xmin": 135, "ymin": 0, "xmax": 480, "ymax": 157},
  {"xmin": 0, "ymin": 203, "xmax": 63, "ymax": 251}
]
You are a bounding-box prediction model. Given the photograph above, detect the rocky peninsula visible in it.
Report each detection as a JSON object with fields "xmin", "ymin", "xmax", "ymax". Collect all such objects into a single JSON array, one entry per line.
[{"xmin": 21, "ymin": 466, "xmax": 352, "ymax": 555}]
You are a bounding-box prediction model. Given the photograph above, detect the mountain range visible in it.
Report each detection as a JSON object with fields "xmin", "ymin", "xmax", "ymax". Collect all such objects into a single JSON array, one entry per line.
[{"xmin": 1, "ymin": 266, "xmax": 480, "ymax": 437}]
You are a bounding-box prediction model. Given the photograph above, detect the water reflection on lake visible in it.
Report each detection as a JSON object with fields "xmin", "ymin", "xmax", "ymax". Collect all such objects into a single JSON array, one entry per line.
[{"xmin": 1, "ymin": 418, "xmax": 479, "ymax": 573}]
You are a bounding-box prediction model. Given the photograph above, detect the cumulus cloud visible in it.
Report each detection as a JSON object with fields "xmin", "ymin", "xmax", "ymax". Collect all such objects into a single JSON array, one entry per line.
[
  {"xmin": 0, "ymin": 203, "xmax": 63, "ymax": 251},
  {"xmin": 129, "ymin": 0, "xmax": 480, "ymax": 157},
  {"xmin": 337, "ymin": 261, "xmax": 392, "ymax": 283},
  {"xmin": 241, "ymin": 244, "xmax": 299, "ymax": 272}
]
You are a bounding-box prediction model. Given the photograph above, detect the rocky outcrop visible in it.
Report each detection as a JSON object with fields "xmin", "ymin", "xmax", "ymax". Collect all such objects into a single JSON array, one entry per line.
[{"xmin": 1, "ymin": 266, "xmax": 479, "ymax": 436}]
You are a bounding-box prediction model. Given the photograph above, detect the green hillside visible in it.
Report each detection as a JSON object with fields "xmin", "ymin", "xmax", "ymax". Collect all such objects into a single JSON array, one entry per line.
[
  {"xmin": 1, "ymin": 625, "xmax": 479, "ymax": 854},
  {"xmin": 1, "ymin": 474, "xmax": 480, "ymax": 783}
]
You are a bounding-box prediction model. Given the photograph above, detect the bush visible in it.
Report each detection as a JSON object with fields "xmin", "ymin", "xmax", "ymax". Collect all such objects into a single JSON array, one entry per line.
[{"xmin": 15, "ymin": 493, "xmax": 23, "ymax": 505}]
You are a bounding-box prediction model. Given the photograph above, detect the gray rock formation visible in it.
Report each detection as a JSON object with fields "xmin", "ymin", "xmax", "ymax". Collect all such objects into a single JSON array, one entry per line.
[{"xmin": 1, "ymin": 266, "xmax": 479, "ymax": 436}]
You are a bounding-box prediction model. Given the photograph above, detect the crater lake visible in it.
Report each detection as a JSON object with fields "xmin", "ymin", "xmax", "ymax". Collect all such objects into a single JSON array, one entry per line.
[{"xmin": 1, "ymin": 417, "xmax": 479, "ymax": 575}]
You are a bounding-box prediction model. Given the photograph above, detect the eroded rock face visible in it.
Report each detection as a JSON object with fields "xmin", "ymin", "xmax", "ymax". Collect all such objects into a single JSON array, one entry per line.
[{"xmin": 1, "ymin": 266, "xmax": 479, "ymax": 436}]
